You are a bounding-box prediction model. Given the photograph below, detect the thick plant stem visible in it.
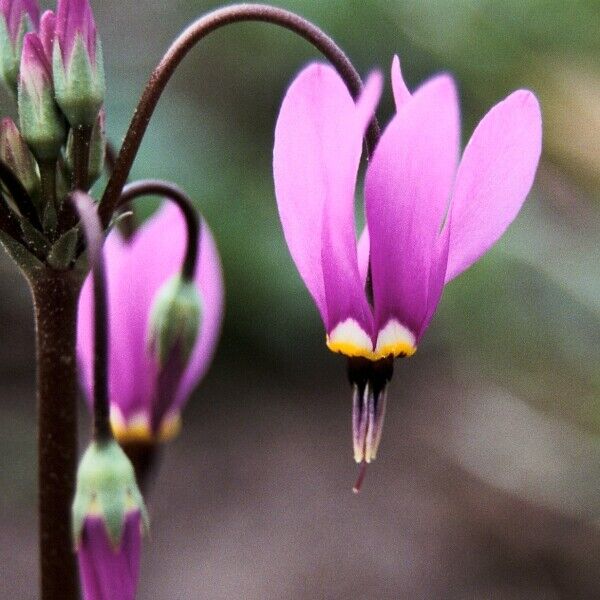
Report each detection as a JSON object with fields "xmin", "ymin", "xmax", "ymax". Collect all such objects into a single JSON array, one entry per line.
[{"xmin": 30, "ymin": 269, "xmax": 83, "ymax": 600}]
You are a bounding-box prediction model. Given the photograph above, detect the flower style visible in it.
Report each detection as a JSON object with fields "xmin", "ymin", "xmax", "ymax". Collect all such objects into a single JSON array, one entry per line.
[
  {"xmin": 273, "ymin": 58, "xmax": 542, "ymax": 468},
  {"xmin": 0, "ymin": 0, "xmax": 39, "ymax": 90},
  {"xmin": 77, "ymin": 203, "xmax": 224, "ymax": 443}
]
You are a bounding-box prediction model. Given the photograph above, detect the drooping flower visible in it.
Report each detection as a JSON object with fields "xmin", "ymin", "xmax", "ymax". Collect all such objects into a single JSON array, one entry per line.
[
  {"xmin": 18, "ymin": 31, "xmax": 66, "ymax": 161},
  {"xmin": 73, "ymin": 439, "xmax": 147, "ymax": 600},
  {"xmin": 273, "ymin": 58, "xmax": 542, "ymax": 471},
  {"xmin": 0, "ymin": 0, "xmax": 39, "ymax": 90},
  {"xmin": 77, "ymin": 203, "xmax": 224, "ymax": 444},
  {"xmin": 53, "ymin": 0, "xmax": 104, "ymax": 127}
]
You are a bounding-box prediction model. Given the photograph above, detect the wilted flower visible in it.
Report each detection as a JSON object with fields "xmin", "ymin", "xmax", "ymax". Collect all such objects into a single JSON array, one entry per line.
[
  {"xmin": 0, "ymin": 0, "xmax": 39, "ymax": 90},
  {"xmin": 18, "ymin": 31, "xmax": 66, "ymax": 161},
  {"xmin": 77, "ymin": 203, "xmax": 224, "ymax": 443},
  {"xmin": 53, "ymin": 0, "xmax": 104, "ymax": 127},
  {"xmin": 273, "ymin": 58, "xmax": 542, "ymax": 470}
]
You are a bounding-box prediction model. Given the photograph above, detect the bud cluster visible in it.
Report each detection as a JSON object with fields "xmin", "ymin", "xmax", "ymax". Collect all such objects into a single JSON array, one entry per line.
[{"xmin": 0, "ymin": 0, "xmax": 106, "ymax": 270}]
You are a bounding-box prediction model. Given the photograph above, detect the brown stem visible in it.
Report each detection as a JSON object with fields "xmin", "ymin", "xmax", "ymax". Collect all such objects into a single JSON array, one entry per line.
[
  {"xmin": 72, "ymin": 125, "xmax": 92, "ymax": 193},
  {"xmin": 98, "ymin": 3, "xmax": 381, "ymax": 228},
  {"xmin": 30, "ymin": 269, "xmax": 83, "ymax": 600},
  {"xmin": 119, "ymin": 180, "xmax": 200, "ymax": 281}
]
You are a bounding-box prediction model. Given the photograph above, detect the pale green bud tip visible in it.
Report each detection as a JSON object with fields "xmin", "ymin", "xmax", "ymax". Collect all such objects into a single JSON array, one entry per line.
[
  {"xmin": 72, "ymin": 440, "xmax": 148, "ymax": 548},
  {"xmin": 148, "ymin": 275, "xmax": 203, "ymax": 367}
]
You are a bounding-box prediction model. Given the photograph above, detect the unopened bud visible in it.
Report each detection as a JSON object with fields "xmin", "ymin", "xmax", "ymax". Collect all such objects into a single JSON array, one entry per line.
[
  {"xmin": 147, "ymin": 275, "xmax": 202, "ymax": 367},
  {"xmin": 72, "ymin": 439, "xmax": 148, "ymax": 548},
  {"xmin": 53, "ymin": 0, "xmax": 104, "ymax": 127},
  {"xmin": 0, "ymin": 116, "xmax": 39, "ymax": 198},
  {"xmin": 0, "ymin": 0, "xmax": 39, "ymax": 91},
  {"xmin": 18, "ymin": 32, "xmax": 67, "ymax": 161}
]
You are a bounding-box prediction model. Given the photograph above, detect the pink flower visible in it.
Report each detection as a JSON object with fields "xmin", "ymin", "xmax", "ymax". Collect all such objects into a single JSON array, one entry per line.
[
  {"xmin": 38, "ymin": 10, "xmax": 56, "ymax": 62},
  {"xmin": 77, "ymin": 511, "xmax": 142, "ymax": 600},
  {"xmin": 273, "ymin": 57, "xmax": 542, "ymax": 465},
  {"xmin": 77, "ymin": 204, "xmax": 224, "ymax": 443}
]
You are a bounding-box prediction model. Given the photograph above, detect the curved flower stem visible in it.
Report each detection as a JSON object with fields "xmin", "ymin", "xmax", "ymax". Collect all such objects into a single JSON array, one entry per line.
[
  {"xmin": 119, "ymin": 179, "xmax": 200, "ymax": 281},
  {"xmin": 98, "ymin": 3, "xmax": 381, "ymax": 229},
  {"xmin": 70, "ymin": 192, "xmax": 112, "ymax": 442}
]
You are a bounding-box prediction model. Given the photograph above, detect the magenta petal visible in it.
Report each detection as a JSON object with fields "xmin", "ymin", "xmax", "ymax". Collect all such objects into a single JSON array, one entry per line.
[
  {"xmin": 357, "ymin": 226, "xmax": 369, "ymax": 289},
  {"xmin": 365, "ymin": 75, "xmax": 460, "ymax": 344},
  {"xmin": 39, "ymin": 10, "xmax": 56, "ymax": 62},
  {"xmin": 0, "ymin": 0, "xmax": 40, "ymax": 44},
  {"xmin": 77, "ymin": 512, "xmax": 141, "ymax": 600},
  {"xmin": 77, "ymin": 203, "xmax": 223, "ymax": 430},
  {"xmin": 56, "ymin": 0, "xmax": 96, "ymax": 64},
  {"xmin": 273, "ymin": 64, "xmax": 380, "ymax": 335},
  {"xmin": 174, "ymin": 217, "xmax": 224, "ymax": 411},
  {"xmin": 445, "ymin": 90, "xmax": 542, "ymax": 282},
  {"xmin": 391, "ymin": 55, "xmax": 411, "ymax": 110}
]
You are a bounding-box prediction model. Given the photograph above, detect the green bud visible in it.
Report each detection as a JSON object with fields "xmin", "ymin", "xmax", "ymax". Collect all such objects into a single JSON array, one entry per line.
[
  {"xmin": 72, "ymin": 439, "xmax": 148, "ymax": 548},
  {"xmin": 148, "ymin": 275, "xmax": 202, "ymax": 367},
  {"xmin": 0, "ymin": 6, "xmax": 37, "ymax": 92},
  {"xmin": 18, "ymin": 33, "xmax": 67, "ymax": 162},
  {"xmin": 53, "ymin": 35, "xmax": 105, "ymax": 128}
]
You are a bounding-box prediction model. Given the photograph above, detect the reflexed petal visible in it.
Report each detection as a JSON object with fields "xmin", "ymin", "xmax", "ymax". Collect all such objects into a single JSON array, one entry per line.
[
  {"xmin": 365, "ymin": 75, "xmax": 460, "ymax": 354},
  {"xmin": 357, "ymin": 226, "xmax": 369, "ymax": 288},
  {"xmin": 445, "ymin": 90, "xmax": 542, "ymax": 282},
  {"xmin": 77, "ymin": 512, "xmax": 141, "ymax": 600},
  {"xmin": 77, "ymin": 203, "xmax": 223, "ymax": 437},
  {"xmin": 273, "ymin": 63, "xmax": 381, "ymax": 349},
  {"xmin": 174, "ymin": 218, "xmax": 224, "ymax": 410},
  {"xmin": 391, "ymin": 55, "xmax": 411, "ymax": 109}
]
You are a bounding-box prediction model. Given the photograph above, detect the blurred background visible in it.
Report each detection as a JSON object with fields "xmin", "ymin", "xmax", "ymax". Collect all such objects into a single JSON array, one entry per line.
[{"xmin": 1, "ymin": 0, "xmax": 599, "ymax": 598}]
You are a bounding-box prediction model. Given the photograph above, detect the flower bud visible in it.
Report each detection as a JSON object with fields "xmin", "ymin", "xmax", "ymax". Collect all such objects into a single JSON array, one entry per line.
[
  {"xmin": 38, "ymin": 9, "xmax": 55, "ymax": 62},
  {"xmin": 65, "ymin": 106, "xmax": 105, "ymax": 186},
  {"xmin": 0, "ymin": 0, "xmax": 39, "ymax": 91},
  {"xmin": 147, "ymin": 274, "xmax": 203, "ymax": 368},
  {"xmin": 18, "ymin": 32, "xmax": 67, "ymax": 161},
  {"xmin": 73, "ymin": 440, "xmax": 147, "ymax": 600},
  {"xmin": 72, "ymin": 439, "xmax": 148, "ymax": 548},
  {"xmin": 0, "ymin": 116, "xmax": 39, "ymax": 199},
  {"xmin": 53, "ymin": 0, "xmax": 104, "ymax": 127}
]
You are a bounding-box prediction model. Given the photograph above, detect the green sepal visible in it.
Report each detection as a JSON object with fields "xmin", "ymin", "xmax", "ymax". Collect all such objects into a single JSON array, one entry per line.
[
  {"xmin": 53, "ymin": 36, "xmax": 105, "ymax": 128},
  {"xmin": 0, "ymin": 229, "xmax": 44, "ymax": 275},
  {"xmin": 20, "ymin": 218, "xmax": 50, "ymax": 256},
  {"xmin": 47, "ymin": 226, "xmax": 79, "ymax": 270},
  {"xmin": 72, "ymin": 440, "xmax": 149, "ymax": 549},
  {"xmin": 148, "ymin": 275, "xmax": 203, "ymax": 367}
]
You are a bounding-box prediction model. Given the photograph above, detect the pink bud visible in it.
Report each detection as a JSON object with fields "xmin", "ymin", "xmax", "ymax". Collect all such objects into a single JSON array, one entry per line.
[
  {"xmin": 55, "ymin": 0, "xmax": 97, "ymax": 68},
  {"xmin": 77, "ymin": 512, "xmax": 142, "ymax": 600},
  {"xmin": 38, "ymin": 10, "xmax": 55, "ymax": 62},
  {"xmin": 0, "ymin": 0, "xmax": 39, "ymax": 46}
]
